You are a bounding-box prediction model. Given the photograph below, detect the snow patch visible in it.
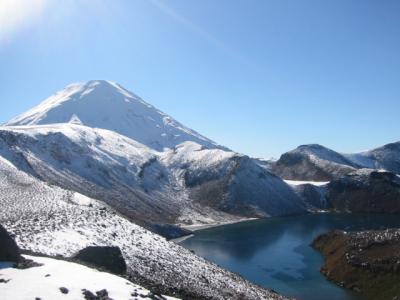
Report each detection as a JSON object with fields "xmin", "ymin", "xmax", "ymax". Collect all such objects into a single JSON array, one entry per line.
[
  {"xmin": 284, "ymin": 180, "xmax": 329, "ymax": 186},
  {"xmin": 71, "ymin": 192, "xmax": 94, "ymax": 206}
]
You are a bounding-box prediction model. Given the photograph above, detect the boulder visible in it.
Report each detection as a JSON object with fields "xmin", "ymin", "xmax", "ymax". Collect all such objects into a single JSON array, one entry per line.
[
  {"xmin": 73, "ymin": 246, "xmax": 126, "ymax": 275},
  {"xmin": 0, "ymin": 224, "xmax": 21, "ymax": 262}
]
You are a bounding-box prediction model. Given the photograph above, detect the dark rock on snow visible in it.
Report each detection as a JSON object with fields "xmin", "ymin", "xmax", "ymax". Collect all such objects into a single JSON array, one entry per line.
[
  {"xmin": 73, "ymin": 246, "xmax": 127, "ymax": 275},
  {"xmin": 82, "ymin": 288, "xmax": 112, "ymax": 300},
  {"xmin": 0, "ymin": 224, "xmax": 21, "ymax": 262},
  {"xmin": 59, "ymin": 287, "xmax": 69, "ymax": 294},
  {"xmin": 0, "ymin": 224, "xmax": 42, "ymax": 269}
]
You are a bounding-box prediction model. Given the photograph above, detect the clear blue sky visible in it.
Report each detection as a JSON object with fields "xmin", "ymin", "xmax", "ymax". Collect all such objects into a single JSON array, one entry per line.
[{"xmin": 1, "ymin": 0, "xmax": 399, "ymax": 158}]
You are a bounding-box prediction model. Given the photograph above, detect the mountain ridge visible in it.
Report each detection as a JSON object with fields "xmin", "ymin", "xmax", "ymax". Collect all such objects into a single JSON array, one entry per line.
[
  {"xmin": 6, "ymin": 80, "xmax": 225, "ymax": 152},
  {"xmin": 271, "ymin": 142, "xmax": 400, "ymax": 181},
  {"xmin": 0, "ymin": 123, "xmax": 306, "ymax": 228}
]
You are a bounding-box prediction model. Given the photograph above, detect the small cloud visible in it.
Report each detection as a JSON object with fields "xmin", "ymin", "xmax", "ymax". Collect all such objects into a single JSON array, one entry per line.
[{"xmin": 0, "ymin": 0, "xmax": 49, "ymax": 43}]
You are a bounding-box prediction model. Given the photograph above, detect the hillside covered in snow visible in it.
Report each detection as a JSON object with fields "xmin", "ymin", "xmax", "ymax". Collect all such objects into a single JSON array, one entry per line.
[
  {"xmin": 0, "ymin": 123, "xmax": 306, "ymax": 228},
  {"xmin": 0, "ymin": 155, "xmax": 287, "ymax": 300}
]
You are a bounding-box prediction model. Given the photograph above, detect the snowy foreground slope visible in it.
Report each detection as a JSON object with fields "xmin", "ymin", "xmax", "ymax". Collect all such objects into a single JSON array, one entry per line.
[
  {"xmin": 0, "ymin": 255, "xmax": 178, "ymax": 300},
  {"xmin": 6, "ymin": 80, "xmax": 223, "ymax": 152},
  {"xmin": 0, "ymin": 123, "xmax": 306, "ymax": 228},
  {"xmin": 0, "ymin": 155, "xmax": 288, "ymax": 300}
]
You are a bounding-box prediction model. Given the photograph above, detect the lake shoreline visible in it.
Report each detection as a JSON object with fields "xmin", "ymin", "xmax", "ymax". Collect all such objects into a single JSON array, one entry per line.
[
  {"xmin": 171, "ymin": 217, "xmax": 260, "ymax": 243},
  {"xmin": 182, "ymin": 217, "xmax": 259, "ymax": 231},
  {"xmin": 178, "ymin": 213, "xmax": 400, "ymax": 300}
]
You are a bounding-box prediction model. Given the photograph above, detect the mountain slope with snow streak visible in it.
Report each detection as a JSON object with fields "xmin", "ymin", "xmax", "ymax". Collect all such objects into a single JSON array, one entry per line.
[
  {"xmin": 272, "ymin": 144, "xmax": 359, "ymax": 181},
  {"xmin": 0, "ymin": 154, "xmax": 288, "ymax": 300},
  {"xmin": 272, "ymin": 142, "xmax": 400, "ymax": 182},
  {"xmin": 162, "ymin": 142, "xmax": 306, "ymax": 221},
  {"xmin": 345, "ymin": 141, "xmax": 400, "ymax": 175},
  {"xmin": 6, "ymin": 80, "xmax": 223, "ymax": 151},
  {"xmin": 0, "ymin": 124, "xmax": 306, "ymax": 228}
]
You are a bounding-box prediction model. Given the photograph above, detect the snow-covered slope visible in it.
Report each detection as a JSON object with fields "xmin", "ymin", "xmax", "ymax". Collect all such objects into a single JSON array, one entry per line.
[
  {"xmin": 0, "ymin": 123, "xmax": 177, "ymax": 225},
  {"xmin": 6, "ymin": 80, "xmax": 223, "ymax": 151},
  {"xmin": 272, "ymin": 142, "xmax": 400, "ymax": 182},
  {"xmin": 0, "ymin": 124, "xmax": 305, "ymax": 228},
  {"xmin": 272, "ymin": 144, "xmax": 359, "ymax": 181},
  {"xmin": 0, "ymin": 154, "xmax": 287, "ymax": 300},
  {"xmin": 0, "ymin": 255, "xmax": 178, "ymax": 300},
  {"xmin": 345, "ymin": 141, "xmax": 400, "ymax": 175},
  {"xmin": 162, "ymin": 142, "xmax": 306, "ymax": 221}
]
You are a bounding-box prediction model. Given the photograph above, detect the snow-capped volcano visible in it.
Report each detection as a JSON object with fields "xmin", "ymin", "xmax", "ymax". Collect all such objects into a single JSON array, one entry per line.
[{"xmin": 6, "ymin": 80, "xmax": 222, "ymax": 151}]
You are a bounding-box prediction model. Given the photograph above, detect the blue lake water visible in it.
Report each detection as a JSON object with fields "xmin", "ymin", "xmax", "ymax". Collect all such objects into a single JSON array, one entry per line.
[{"xmin": 180, "ymin": 213, "xmax": 400, "ymax": 300}]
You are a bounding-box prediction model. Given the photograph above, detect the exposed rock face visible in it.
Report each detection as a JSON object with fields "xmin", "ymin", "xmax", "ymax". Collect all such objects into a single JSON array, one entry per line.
[
  {"xmin": 184, "ymin": 154, "xmax": 306, "ymax": 217},
  {"xmin": 272, "ymin": 144, "xmax": 358, "ymax": 181},
  {"xmin": 0, "ymin": 224, "xmax": 21, "ymax": 262},
  {"xmin": 327, "ymin": 169, "xmax": 400, "ymax": 213},
  {"xmin": 312, "ymin": 229, "xmax": 400, "ymax": 300},
  {"xmin": 292, "ymin": 184, "xmax": 328, "ymax": 210},
  {"xmin": 73, "ymin": 246, "xmax": 127, "ymax": 275},
  {"xmin": 148, "ymin": 224, "xmax": 192, "ymax": 240}
]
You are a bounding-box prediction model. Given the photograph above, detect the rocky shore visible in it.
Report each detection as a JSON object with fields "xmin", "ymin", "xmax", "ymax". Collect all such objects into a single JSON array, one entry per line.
[{"xmin": 312, "ymin": 229, "xmax": 400, "ymax": 300}]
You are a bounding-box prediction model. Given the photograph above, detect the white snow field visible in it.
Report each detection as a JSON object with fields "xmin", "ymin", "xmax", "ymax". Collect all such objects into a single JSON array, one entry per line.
[
  {"xmin": 284, "ymin": 180, "xmax": 329, "ymax": 186},
  {"xmin": 0, "ymin": 255, "xmax": 178, "ymax": 300},
  {"xmin": 0, "ymin": 155, "xmax": 288, "ymax": 300},
  {"xmin": 6, "ymin": 80, "xmax": 224, "ymax": 152}
]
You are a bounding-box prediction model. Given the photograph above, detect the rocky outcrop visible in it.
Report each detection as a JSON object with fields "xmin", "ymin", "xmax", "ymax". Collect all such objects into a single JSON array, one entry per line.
[
  {"xmin": 149, "ymin": 223, "xmax": 192, "ymax": 240},
  {"xmin": 312, "ymin": 229, "xmax": 400, "ymax": 300},
  {"xmin": 73, "ymin": 246, "xmax": 127, "ymax": 275},
  {"xmin": 327, "ymin": 169, "xmax": 400, "ymax": 213},
  {"xmin": 292, "ymin": 184, "xmax": 328, "ymax": 210},
  {"xmin": 184, "ymin": 154, "xmax": 306, "ymax": 217}
]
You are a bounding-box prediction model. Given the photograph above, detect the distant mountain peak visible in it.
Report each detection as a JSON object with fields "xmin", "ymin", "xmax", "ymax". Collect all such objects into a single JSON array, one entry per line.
[
  {"xmin": 297, "ymin": 144, "xmax": 326, "ymax": 149},
  {"xmin": 6, "ymin": 80, "xmax": 223, "ymax": 152}
]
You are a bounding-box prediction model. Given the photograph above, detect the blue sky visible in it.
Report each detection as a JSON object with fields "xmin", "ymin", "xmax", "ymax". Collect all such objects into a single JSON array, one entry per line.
[{"xmin": 0, "ymin": 0, "xmax": 399, "ymax": 158}]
